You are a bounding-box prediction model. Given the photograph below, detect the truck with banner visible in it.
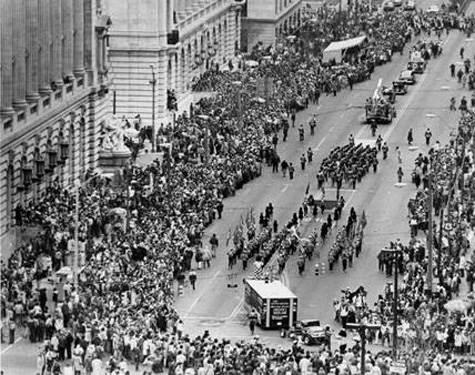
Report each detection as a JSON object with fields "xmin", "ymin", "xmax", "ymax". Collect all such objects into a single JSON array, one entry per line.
[{"xmin": 244, "ymin": 279, "xmax": 298, "ymax": 329}]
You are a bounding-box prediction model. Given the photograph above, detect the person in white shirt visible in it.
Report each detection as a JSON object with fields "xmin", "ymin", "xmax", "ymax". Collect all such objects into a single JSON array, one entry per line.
[
  {"xmin": 299, "ymin": 354, "xmax": 311, "ymax": 375},
  {"xmin": 91, "ymin": 357, "xmax": 103, "ymax": 375}
]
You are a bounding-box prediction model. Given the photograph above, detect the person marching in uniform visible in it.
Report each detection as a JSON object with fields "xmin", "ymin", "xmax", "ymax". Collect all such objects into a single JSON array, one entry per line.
[
  {"xmin": 307, "ymin": 148, "xmax": 313, "ymax": 163},
  {"xmin": 248, "ymin": 309, "xmax": 258, "ymax": 335},
  {"xmin": 382, "ymin": 142, "xmax": 389, "ymax": 159}
]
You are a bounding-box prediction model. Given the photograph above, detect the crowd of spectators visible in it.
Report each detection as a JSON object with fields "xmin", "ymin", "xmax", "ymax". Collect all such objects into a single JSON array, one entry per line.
[{"xmin": 3, "ymin": 3, "xmax": 475, "ymax": 375}]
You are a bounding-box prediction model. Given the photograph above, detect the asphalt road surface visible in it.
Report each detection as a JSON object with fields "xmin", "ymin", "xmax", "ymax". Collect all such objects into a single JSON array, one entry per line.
[{"xmin": 3, "ymin": 2, "xmax": 475, "ymax": 373}]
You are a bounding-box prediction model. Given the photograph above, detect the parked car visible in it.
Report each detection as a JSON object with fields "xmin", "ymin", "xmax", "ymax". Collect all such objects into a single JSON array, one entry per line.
[
  {"xmin": 383, "ymin": 1, "xmax": 395, "ymax": 10},
  {"xmin": 288, "ymin": 319, "xmax": 327, "ymax": 345},
  {"xmin": 404, "ymin": 0, "xmax": 416, "ymax": 10},
  {"xmin": 396, "ymin": 70, "xmax": 416, "ymax": 85},
  {"xmin": 393, "ymin": 0, "xmax": 403, "ymax": 6}
]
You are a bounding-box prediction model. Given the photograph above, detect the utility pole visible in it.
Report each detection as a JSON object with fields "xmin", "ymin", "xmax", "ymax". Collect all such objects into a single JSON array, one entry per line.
[
  {"xmin": 233, "ymin": 81, "xmax": 243, "ymax": 131},
  {"xmin": 150, "ymin": 65, "xmax": 157, "ymax": 152},
  {"xmin": 381, "ymin": 248, "xmax": 402, "ymax": 360},
  {"xmin": 238, "ymin": 86, "xmax": 242, "ymax": 131},
  {"xmin": 197, "ymin": 115, "xmax": 210, "ymax": 164},
  {"xmin": 427, "ymin": 169, "xmax": 434, "ymax": 295},
  {"xmin": 347, "ymin": 321, "xmax": 381, "ymax": 375},
  {"xmin": 125, "ymin": 163, "xmax": 131, "ymax": 231},
  {"xmin": 438, "ymin": 213, "xmax": 444, "ymax": 286},
  {"xmin": 73, "ymin": 181, "xmax": 80, "ymax": 291}
]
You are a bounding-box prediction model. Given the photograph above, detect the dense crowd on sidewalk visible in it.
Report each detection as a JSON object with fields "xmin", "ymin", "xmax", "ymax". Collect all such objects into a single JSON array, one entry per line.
[{"xmin": 3, "ymin": 2, "xmax": 475, "ymax": 375}]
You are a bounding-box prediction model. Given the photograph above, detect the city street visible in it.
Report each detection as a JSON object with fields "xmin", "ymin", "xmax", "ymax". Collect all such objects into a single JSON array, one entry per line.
[
  {"xmin": 172, "ymin": 4, "xmax": 474, "ymax": 340},
  {"xmin": 3, "ymin": 3, "xmax": 475, "ymax": 374}
]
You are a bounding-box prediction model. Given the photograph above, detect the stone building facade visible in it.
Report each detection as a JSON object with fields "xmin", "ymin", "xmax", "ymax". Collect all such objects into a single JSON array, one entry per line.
[
  {"xmin": 0, "ymin": 0, "xmax": 112, "ymax": 241},
  {"xmin": 104, "ymin": 0, "xmax": 243, "ymax": 136},
  {"xmin": 241, "ymin": 0, "xmax": 303, "ymax": 51}
]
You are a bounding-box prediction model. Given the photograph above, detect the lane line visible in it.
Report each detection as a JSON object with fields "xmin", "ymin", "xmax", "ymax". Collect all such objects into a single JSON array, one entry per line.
[
  {"xmin": 313, "ymin": 135, "xmax": 328, "ymax": 152},
  {"xmin": 354, "ymin": 32, "xmax": 453, "ymax": 144},
  {"xmin": 1, "ymin": 337, "xmax": 22, "ymax": 355},
  {"xmin": 183, "ymin": 295, "xmax": 204, "ymax": 319},
  {"xmin": 229, "ymin": 299, "xmax": 245, "ymax": 320}
]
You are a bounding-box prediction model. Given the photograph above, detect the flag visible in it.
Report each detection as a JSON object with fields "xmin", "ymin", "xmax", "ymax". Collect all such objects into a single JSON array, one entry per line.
[
  {"xmin": 361, "ymin": 210, "xmax": 367, "ymax": 228},
  {"xmin": 305, "ymin": 182, "xmax": 310, "ymax": 195},
  {"xmin": 226, "ymin": 228, "xmax": 232, "ymax": 247},
  {"xmin": 250, "ymin": 206, "xmax": 255, "ymax": 224},
  {"xmin": 233, "ymin": 225, "xmax": 243, "ymax": 245}
]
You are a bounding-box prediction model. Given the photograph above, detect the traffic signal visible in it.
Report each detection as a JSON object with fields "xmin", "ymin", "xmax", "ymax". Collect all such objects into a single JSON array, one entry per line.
[
  {"xmin": 314, "ymin": 263, "xmax": 320, "ymax": 276},
  {"xmin": 167, "ymin": 30, "xmax": 179, "ymax": 45}
]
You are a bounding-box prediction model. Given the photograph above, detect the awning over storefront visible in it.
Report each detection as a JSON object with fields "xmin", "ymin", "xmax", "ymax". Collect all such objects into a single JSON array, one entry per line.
[{"xmin": 323, "ymin": 35, "xmax": 367, "ymax": 62}]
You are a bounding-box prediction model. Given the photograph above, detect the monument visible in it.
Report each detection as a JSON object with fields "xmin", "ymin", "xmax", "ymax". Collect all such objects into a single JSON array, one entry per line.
[{"xmin": 98, "ymin": 115, "xmax": 139, "ymax": 171}]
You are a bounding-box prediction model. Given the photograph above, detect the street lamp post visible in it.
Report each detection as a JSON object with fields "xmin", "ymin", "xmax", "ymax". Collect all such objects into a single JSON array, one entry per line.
[
  {"xmin": 73, "ymin": 182, "xmax": 80, "ymax": 291},
  {"xmin": 150, "ymin": 65, "xmax": 157, "ymax": 152},
  {"xmin": 197, "ymin": 115, "xmax": 210, "ymax": 164},
  {"xmin": 347, "ymin": 321, "xmax": 381, "ymax": 375},
  {"xmin": 427, "ymin": 168, "xmax": 434, "ymax": 295},
  {"xmin": 232, "ymin": 81, "xmax": 243, "ymax": 131},
  {"xmin": 380, "ymin": 248, "xmax": 402, "ymax": 360}
]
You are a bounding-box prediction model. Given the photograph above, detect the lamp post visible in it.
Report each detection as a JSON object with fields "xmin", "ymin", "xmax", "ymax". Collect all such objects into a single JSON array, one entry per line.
[
  {"xmin": 150, "ymin": 65, "xmax": 157, "ymax": 152},
  {"xmin": 380, "ymin": 248, "xmax": 402, "ymax": 360},
  {"xmin": 232, "ymin": 81, "xmax": 243, "ymax": 131},
  {"xmin": 347, "ymin": 320, "xmax": 381, "ymax": 375},
  {"xmin": 197, "ymin": 114, "xmax": 210, "ymax": 164},
  {"xmin": 427, "ymin": 166, "xmax": 434, "ymax": 295},
  {"xmin": 73, "ymin": 181, "xmax": 80, "ymax": 291}
]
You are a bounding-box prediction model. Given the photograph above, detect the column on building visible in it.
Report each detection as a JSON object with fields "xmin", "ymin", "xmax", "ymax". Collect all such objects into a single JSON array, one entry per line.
[
  {"xmin": 73, "ymin": 0, "xmax": 85, "ymax": 76},
  {"xmin": 180, "ymin": 48, "xmax": 186, "ymax": 94},
  {"xmin": 185, "ymin": 43, "xmax": 192, "ymax": 92},
  {"xmin": 225, "ymin": 10, "xmax": 234, "ymax": 62},
  {"xmin": 174, "ymin": 52, "xmax": 179, "ymax": 94},
  {"xmin": 0, "ymin": 0, "xmax": 15, "ymax": 116},
  {"xmin": 38, "ymin": 0, "xmax": 52, "ymax": 96},
  {"xmin": 26, "ymin": 0, "xmax": 40, "ymax": 102},
  {"xmin": 51, "ymin": 0, "xmax": 64, "ymax": 88},
  {"xmin": 62, "ymin": 0, "xmax": 75, "ymax": 80},
  {"xmin": 12, "ymin": 0, "xmax": 28, "ymax": 109},
  {"xmin": 235, "ymin": 6, "xmax": 241, "ymax": 51}
]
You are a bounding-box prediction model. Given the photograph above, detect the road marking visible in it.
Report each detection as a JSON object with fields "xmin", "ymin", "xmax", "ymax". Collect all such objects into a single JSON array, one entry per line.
[
  {"xmin": 1, "ymin": 337, "xmax": 22, "ymax": 354},
  {"xmin": 228, "ymin": 299, "xmax": 245, "ymax": 320},
  {"xmin": 281, "ymin": 184, "xmax": 291, "ymax": 193},
  {"xmin": 183, "ymin": 295, "xmax": 204, "ymax": 319},
  {"xmin": 382, "ymin": 68, "xmax": 429, "ymax": 143},
  {"xmin": 339, "ymin": 113, "xmax": 345, "ymax": 118},
  {"xmin": 313, "ymin": 135, "xmax": 328, "ymax": 152},
  {"xmin": 212, "ymin": 270, "xmax": 221, "ymax": 280},
  {"xmin": 354, "ymin": 32, "xmax": 454, "ymax": 144}
]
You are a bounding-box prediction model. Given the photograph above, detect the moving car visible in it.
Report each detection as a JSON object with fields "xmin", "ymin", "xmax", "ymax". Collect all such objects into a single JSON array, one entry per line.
[
  {"xmin": 404, "ymin": 0, "xmax": 416, "ymax": 9},
  {"xmin": 288, "ymin": 319, "xmax": 327, "ymax": 345},
  {"xmin": 392, "ymin": 81, "xmax": 408, "ymax": 95},
  {"xmin": 382, "ymin": 86, "xmax": 396, "ymax": 104},
  {"xmin": 383, "ymin": 1, "xmax": 395, "ymax": 11},
  {"xmin": 407, "ymin": 57, "xmax": 426, "ymax": 74},
  {"xmin": 393, "ymin": 0, "xmax": 403, "ymax": 6},
  {"xmin": 396, "ymin": 70, "xmax": 417, "ymax": 85}
]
